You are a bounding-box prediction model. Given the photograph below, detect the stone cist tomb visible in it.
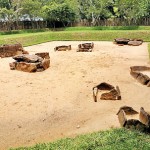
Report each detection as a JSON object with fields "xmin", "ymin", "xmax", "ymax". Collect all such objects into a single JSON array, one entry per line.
[
  {"xmin": 92, "ymin": 82, "xmax": 121, "ymax": 102},
  {"xmin": 0, "ymin": 43, "xmax": 28, "ymax": 58},
  {"xmin": 114, "ymin": 38, "xmax": 143, "ymax": 46},
  {"xmin": 9, "ymin": 52, "xmax": 50, "ymax": 73},
  {"xmin": 117, "ymin": 106, "xmax": 150, "ymax": 133},
  {"xmin": 77, "ymin": 42, "xmax": 94, "ymax": 52},
  {"xmin": 130, "ymin": 66, "xmax": 150, "ymax": 87},
  {"xmin": 54, "ymin": 45, "xmax": 71, "ymax": 51}
]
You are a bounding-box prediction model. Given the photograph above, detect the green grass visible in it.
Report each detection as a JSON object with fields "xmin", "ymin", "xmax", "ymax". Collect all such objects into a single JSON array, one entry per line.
[
  {"xmin": 1, "ymin": 26, "xmax": 150, "ymax": 35},
  {"xmin": 11, "ymin": 128, "xmax": 150, "ymax": 150},
  {"xmin": 63, "ymin": 26, "xmax": 150, "ymax": 31},
  {"xmin": 0, "ymin": 30, "xmax": 150, "ymax": 47}
]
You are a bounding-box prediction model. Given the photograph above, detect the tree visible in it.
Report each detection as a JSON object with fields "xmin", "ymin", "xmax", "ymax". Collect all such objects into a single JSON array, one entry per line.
[
  {"xmin": 114, "ymin": 0, "xmax": 149, "ymax": 24},
  {"xmin": 78, "ymin": 0, "xmax": 114, "ymax": 25},
  {"xmin": 0, "ymin": 0, "xmax": 23, "ymax": 30},
  {"xmin": 42, "ymin": 2, "xmax": 76, "ymax": 28}
]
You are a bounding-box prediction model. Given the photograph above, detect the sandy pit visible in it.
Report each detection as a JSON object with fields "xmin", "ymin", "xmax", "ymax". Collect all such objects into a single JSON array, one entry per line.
[{"xmin": 0, "ymin": 41, "xmax": 150, "ymax": 149}]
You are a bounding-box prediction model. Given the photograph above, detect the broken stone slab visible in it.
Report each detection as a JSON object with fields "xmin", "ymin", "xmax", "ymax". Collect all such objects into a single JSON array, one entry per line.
[
  {"xmin": 114, "ymin": 38, "xmax": 130, "ymax": 45},
  {"xmin": 10, "ymin": 62, "xmax": 37, "ymax": 72},
  {"xmin": 136, "ymin": 73, "xmax": 150, "ymax": 85},
  {"xmin": 13, "ymin": 54, "xmax": 43, "ymax": 63},
  {"xmin": 130, "ymin": 71, "xmax": 140, "ymax": 79},
  {"xmin": 116, "ymin": 106, "xmax": 138, "ymax": 115},
  {"xmin": 139, "ymin": 107, "xmax": 150, "ymax": 126},
  {"xmin": 0, "ymin": 43, "xmax": 28, "ymax": 58},
  {"xmin": 130, "ymin": 66, "xmax": 150, "ymax": 86},
  {"xmin": 93, "ymin": 82, "xmax": 115, "ymax": 91},
  {"xmin": 100, "ymin": 87, "xmax": 121, "ymax": 100},
  {"xmin": 117, "ymin": 109, "xmax": 127, "ymax": 127},
  {"xmin": 42, "ymin": 59, "xmax": 50, "ymax": 70},
  {"xmin": 130, "ymin": 66, "xmax": 150, "ymax": 72},
  {"xmin": 128, "ymin": 40, "xmax": 143, "ymax": 46},
  {"xmin": 54, "ymin": 45, "xmax": 71, "ymax": 51},
  {"xmin": 35, "ymin": 52, "xmax": 50, "ymax": 59}
]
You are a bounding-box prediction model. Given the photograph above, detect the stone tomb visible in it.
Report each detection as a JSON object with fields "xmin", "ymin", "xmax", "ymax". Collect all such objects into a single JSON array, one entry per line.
[
  {"xmin": 130, "ymin": 66, "xmax": 150, "ymax": 87},
  {"xmin": 114, "ymin": 38, "xmax": 143, "ymax": 46},
  {"xmin": 77, "ymin": 42, "xmax": 94, "ymax": 52},
  {"xmin": 92, "ymin": 82, "xmax": 121, "ymax": 102},
  {"xmin": 9, "ymin": 52, "xmax": 50, "ymax": 73},
  {"xmin": 54, "ymin": 45, "xmax": 71, "ymax": 51},
  {"xmin": 117, "ymin": 106, "xmax": 150, "ymax": 133},
  {"xmin": 0, "ymin": 43, "xmax": 28, "ymax": 58}
]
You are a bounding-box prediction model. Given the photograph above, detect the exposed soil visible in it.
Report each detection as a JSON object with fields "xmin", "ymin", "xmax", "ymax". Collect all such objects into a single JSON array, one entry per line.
[{"xmin": 0, "ymin": 41, "xmax": 150, "ymax": 150}]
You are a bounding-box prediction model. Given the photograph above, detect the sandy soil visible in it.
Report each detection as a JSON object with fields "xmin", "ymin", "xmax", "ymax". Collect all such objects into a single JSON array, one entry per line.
[{"xmin": 0, "ymin": 41, "xmax": 150, "ymax": 150}]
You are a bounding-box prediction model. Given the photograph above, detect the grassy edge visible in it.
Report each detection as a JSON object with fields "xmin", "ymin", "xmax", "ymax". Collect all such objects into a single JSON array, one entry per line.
[
  {"xmin": 10, "ymin": 128, "xmax": 150, "ymax": 150},
  {"xmin": 1, "ymin": 30, "xmax": 150, "ymax": 47}
]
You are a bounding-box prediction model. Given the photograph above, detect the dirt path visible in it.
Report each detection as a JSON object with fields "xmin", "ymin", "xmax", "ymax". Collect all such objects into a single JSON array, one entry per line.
[{"xmin": 0, "ymin": 41, "xmax": 149, "ymax": 149}]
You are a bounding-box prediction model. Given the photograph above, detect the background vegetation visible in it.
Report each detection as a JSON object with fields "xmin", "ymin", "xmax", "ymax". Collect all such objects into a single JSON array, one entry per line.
[{"xmin": 0, "ymin": 0, "xmax": 150, "ymax": 30}]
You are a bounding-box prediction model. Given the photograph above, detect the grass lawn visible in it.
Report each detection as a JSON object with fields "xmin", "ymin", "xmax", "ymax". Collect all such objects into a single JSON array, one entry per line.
[
  {"xmin": 11, "ymin": 128, "xmax": 150, "ymax": 150},
  {"xmin": 0, "ymin": 30, "xmax": 150, "ymax": 47}
]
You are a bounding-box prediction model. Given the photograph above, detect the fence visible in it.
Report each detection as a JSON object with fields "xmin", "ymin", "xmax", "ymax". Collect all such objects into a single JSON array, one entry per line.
[{"xmin": 0, "ymin": 18, "xmax": 150, "ymax": 31}]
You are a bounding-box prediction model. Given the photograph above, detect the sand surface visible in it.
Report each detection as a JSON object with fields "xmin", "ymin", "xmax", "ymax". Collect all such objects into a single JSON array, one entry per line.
[{"xmin": 0, "ymin": 41, "xmax": 150, "ymax": 149}]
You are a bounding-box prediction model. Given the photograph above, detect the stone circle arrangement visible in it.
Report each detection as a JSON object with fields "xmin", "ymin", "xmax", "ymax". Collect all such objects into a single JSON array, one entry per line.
[{"xmin": 10, "ymin": 52, "xmax": 50, "ymax": 73}]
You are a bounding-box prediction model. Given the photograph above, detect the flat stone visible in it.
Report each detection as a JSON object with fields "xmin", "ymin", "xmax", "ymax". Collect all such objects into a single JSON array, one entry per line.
[
  {"xmin": 0, "ymin": 43, "xmax": 27, "ymax": 58},
  {"xmin": 130, "ymin": 71, "xmax": 140, "ymax": 79},
  {"xmin": 116, "ymin": 106, "xmax": 138, "ymax": 115},
  {"xmin": 100, "ymin": 88, "xmax": 121, "ymax": 100},
  {"xmin": 94, "ymin": 82, "xmax": 115, "ymax": 91},
  {"xmin": 35, "ymin": 52, "xmax": 50, "ymax": 59},
  {"xmin": 15, "ymin": 62, "xmax": 37, "ymax": 72},
  {"xmin": 114, "ymin": 38, "xmax": 130, "ymax": 45},
  {"xmin": 42, "ymin": 59, "xmax": 50, "ymax": 70},
  {"xmin": 117, "ymin": 110, "xmax": 127, "ymax": 127},
  {"xmin": 13, "ymin": 54, "xmax": 43, "ymax": 63},
  {"xmin": 139, "ymin": 107, "xmax": 150, "ymax": 126},
  {"xmin": 136, "ymin": 73, "xmax": 150, "ymax": 85},
  {"xmin": 130, "ymin": 66, "xmax": 150, "ymax": 72},
  {"xmin": 54, "ymin": 45, "xmax": 71, "ymax": 51},
  {"xmin": 128, "ymin": 40, "xmax": 143, "ymax": 46}
]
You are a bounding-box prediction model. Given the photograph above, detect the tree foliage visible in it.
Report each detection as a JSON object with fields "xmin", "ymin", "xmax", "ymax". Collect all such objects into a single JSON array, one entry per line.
[{"xmin": 0, "ymin": 0, "xmax": 150, "ymax": 29}]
